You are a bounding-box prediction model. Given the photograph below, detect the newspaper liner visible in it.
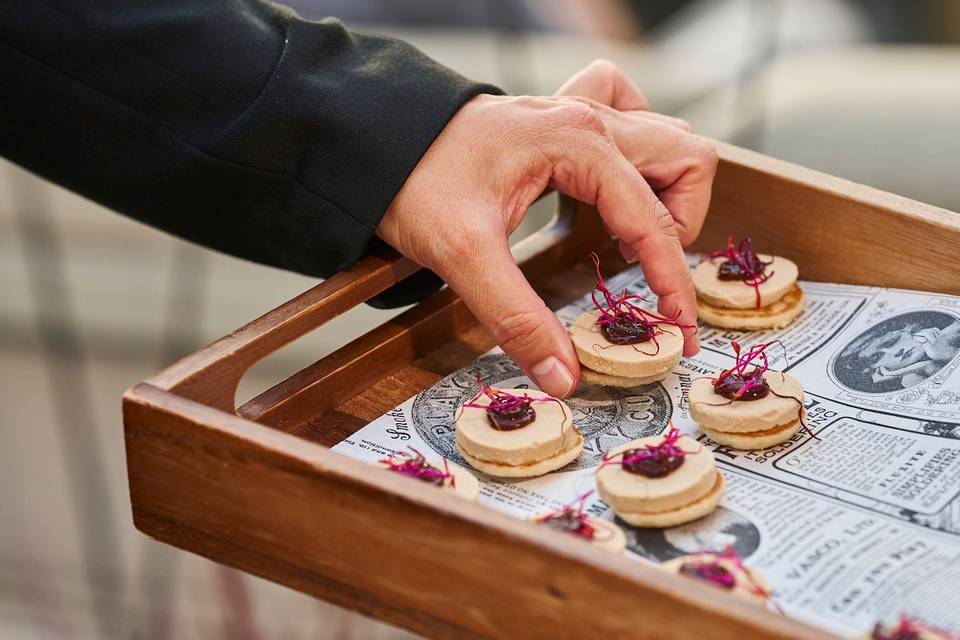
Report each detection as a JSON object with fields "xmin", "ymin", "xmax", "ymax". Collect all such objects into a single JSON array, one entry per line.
[{"xmin": 333, "ymin": 257, "xmax": 960, "ymax": 637}]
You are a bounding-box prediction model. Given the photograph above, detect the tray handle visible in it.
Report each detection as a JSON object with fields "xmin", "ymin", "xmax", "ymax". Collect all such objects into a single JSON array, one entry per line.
[{"xmin": 147, "ymin": 197, "xmax": 592, "ymax": 413}]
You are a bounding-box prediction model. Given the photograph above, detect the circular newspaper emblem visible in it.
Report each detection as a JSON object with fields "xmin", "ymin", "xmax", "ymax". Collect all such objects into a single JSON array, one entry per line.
[
  {"xmin": 829, "ymin": 310, "xmax": 960, "ymax": 395},
  {"xmin": 411, "ymin": 354, "xmax": 672, "ymax": 470}
]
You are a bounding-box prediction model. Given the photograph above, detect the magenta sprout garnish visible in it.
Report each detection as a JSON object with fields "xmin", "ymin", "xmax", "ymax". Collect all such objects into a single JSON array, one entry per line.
[
  {"xmin": 679, "ymin": 547, "xmax": 780, "ymax": 612},
  {"xmin": 678, "ymin": 558, "xmax": 736, "ymax": 589},
  {"xmin": 872, "ymin": 614, "xmax": 959, "ymax": 640},
  {"xmin": 380, "ymin": 447, "xmax": 456, "ymax": 489},
  {"xmin": 589, "ymin": 253, "xmax": 692, "ymax": 354},
  {"xmin": 600, "ymin": 424, "xmax": 699, "ymax": 478},
  {"xmin": 706, "ymin": 341, "xmax": 819, "ymax": 441},
  {"xmin": 872, "ymin": 616, "xmax": 923, "ymax": 640},
  {"xmin": 534, "ymin": 491, "xmax": 605, "ymax": 542},
  {"xmin": 708, "ymin": 236, "xmax": 773, "ymax": 309},
  {"xmin": 713, "ymin": 341, "xmax": 774, "ymax": 401},
  {"xmin": 463, "ymin": 378, "xmax": 560, "ymax": 431}
]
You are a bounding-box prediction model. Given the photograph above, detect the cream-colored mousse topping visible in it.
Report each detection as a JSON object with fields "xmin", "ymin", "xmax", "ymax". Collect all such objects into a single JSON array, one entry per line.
[
  {"xmin": 662, "ymin": 555, "xmax": 770, "ymax": 603},
  {"xmin": 455, "ymin": 388, "xmax": 575, "ymax": 466},
  {"xmin": 692, "ymin": 255, "xmax": 798, "ymax": 309},
  {"xmin": 689, "ymin": 372, "xmax": 804, "ymax": 433},
  {"xmin": 596, "ymin": 434, "xmax": 716, "ymax": 514},
  {"xmin": 569, "ymin": 309, "xmax": 684, "ymax": 377}
]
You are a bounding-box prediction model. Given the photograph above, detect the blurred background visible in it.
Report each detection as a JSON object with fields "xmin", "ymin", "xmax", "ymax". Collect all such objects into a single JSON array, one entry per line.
[{"xmin": 3, "ymin": 0, "xmax": 960, "ymax": 638}]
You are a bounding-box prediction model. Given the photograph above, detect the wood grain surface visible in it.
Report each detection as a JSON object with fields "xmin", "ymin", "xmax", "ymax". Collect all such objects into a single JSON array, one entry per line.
[{"xmin": 125, "ymin": 142, "xmax": 960, "ymax": 639}]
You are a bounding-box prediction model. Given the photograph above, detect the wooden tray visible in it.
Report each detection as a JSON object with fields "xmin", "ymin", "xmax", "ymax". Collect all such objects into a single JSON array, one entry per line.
[{"xmin": 123, "ymin": 142, "xmax": 960, "ymax": 640}]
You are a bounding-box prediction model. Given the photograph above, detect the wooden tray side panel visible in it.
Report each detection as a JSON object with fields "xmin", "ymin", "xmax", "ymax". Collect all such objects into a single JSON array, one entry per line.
[
  {"xmin": 122, "ymin": 143, "xmax": 960, "ymax": 639},
  {"xmin": 124, "ymin": 384, "xmax": 830, "ymax": 640},
  {"xmin": 697, "ymin": 143, "xmax": 960, "ymax": 294}
]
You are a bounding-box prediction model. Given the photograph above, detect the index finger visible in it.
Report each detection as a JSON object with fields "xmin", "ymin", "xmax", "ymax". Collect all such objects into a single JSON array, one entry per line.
[
  {"xmin": 555, "ymin": 59, "xmax": 650, "ymax": 111},
  {"xmin": 603, "ymin": 174, "xmax": 700, "ymax": 356},
  {"xmin": 541, "ymin": 119, "xmax": 699, "ymax": 355}
]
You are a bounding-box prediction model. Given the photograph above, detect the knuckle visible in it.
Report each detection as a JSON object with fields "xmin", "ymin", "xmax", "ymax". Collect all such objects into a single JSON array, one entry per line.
[
  {"xmin": 653, "ymin": 202, "xmax": 680, "ymax": 235},
  {"xmin": 618, "ymin": 201, "xmax": 679, "ymax": 248},
  {"xmin": 577, "ymin": 107, "xmax": 607, "ymax": 135},
  {"xmin": 554, "ymin": 100, "xmax": 605, "ymax": 134},
  {"xmin": 560, "ymin": 100, "xmax": 593, "ymax": 123},
  {"xmin": 696, "ymin": 139, "xmax": 720, "ymax": 170},
  {"xmin": 492, "ymin": 308, "xmax": 548, "ymax": 355},
  {"xmin": 589, "ymin": 57, "xmax": 620, "ymax": 76},
  {"xmin": 563, "ymin": 95, "xmax": 595, "ymax": 108}
]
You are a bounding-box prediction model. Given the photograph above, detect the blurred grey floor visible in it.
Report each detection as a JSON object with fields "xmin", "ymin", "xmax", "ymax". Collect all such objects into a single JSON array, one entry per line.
[{"xmin": 2, "ymin": 2, "xmax": 960, "ymax": 638}]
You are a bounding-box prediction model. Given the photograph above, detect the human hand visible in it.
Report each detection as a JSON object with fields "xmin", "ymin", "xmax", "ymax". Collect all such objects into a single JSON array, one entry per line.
[
  {"xmin": 378, "ymin": 62, "xmax": 717, "ymax": 398},
  {"xmin": 554, "ymin": 59, "xmax": 716, "ymax": 248}
]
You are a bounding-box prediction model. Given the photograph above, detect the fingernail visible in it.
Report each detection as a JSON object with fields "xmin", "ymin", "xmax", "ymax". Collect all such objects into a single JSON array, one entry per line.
[{"xmin": 532, "ymin": 357, "xmax": 575, "ymax": 397}]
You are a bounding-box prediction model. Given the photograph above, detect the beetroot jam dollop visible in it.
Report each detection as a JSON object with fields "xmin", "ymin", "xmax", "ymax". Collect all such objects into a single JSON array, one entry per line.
[
  {"xmin": 600, "ymin": 314, "xmax": 657, "ymax": 345},
  {"xmin": 536, "ymin": 492, "xmax": 599, "ymax": 542},
  {"xmin": 541, "ymin": 509, "xmax": 596, "ymax": 540},
  {"xmin": 588, "ymin": 252, "xmax": 691, "ymax": 351},
  {"xmin": 708, "ymin": 236, "xmax": 773, "ymax": 308},
  {"xmin": 380, "ymin": 448, "xmax": 455, "ymax": 488},
  {"xmin": 871, "ymin": 628, "xmax": 921, "ymax": 640},
  {"xmin": 871, "ymin": 616, "xmax": 930, "ymax": 640},
  {"xmin": 679, "ymin": 561, "xmax": 736, "ymax": 589},
  {"xmin": 712, "ymin": 341, "xmax": 775, "ymax": 402},
  {"xmin": 622, "ymin": 450, "xmax": 684, "ymax": 477},
  {"xmin": 464, "ymin": 381, "xmax": 562, "ymax": 432},
  {"xmin": 714, "ymin": 368, "xmax": 770, "ymax": 401},
  {"xmin": 716, "ymin": 250, "xmax": 767, "ymax": 282},
  {"xmin": 602, "ymin": 426, "xmax": 690, "ymax": 478},
  {"xmin": 486, "ymin": 403, "xmax": 536, "ymax": 431}
]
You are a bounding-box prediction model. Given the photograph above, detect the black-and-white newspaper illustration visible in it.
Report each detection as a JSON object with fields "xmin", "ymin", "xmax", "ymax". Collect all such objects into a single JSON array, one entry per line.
[{"xmin": 332, "ymin": 262, "xmax": 960, "ymax": 637}]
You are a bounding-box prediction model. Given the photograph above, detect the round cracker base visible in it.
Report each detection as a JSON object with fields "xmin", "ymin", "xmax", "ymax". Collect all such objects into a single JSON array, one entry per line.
[
  {"xmin": 580, "ymin": 366, "xmax": 670, "ymax": 388},
  {"xmin": 457, "ymin": 430, "xmax": 584, "ymax": 478},
  {"xmin": 615, "ymin": 471, "xmax": 725, "ymax": 528},
  {"xmin": 701, "ymin": 418, "xmax": 802, "ymax": 450},
  {"xmin": 697, "ymin": 285, "xmax": 804, "ymax": 330}
]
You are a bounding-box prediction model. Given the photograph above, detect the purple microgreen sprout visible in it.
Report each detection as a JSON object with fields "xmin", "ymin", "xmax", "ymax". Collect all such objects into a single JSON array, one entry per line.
[
  {"xmin": 600, "ymin": 424, "xmax": 699, "ymax": 477},
  {"xmin": 872, "ymin": 614, "xmax": 959, "ymax": 640},
  {"xmin": 680, "ymin": 546, "xmax": 781, "ymax": 613},
  {"xmin": 590, "ymin": 252, "xmax": 693, "ymax": 354},
  {"xmin": 533, "ymin": 491, "xmax": 601, "ymax": 542},
  {"xmin": 707, "ymin": 341, "xmax": 819, "ymax": 440},
  {"xmin": 708, "ymin": 236, "xmax": 774, "ymax": 309},
  {"xmin": 380, "ymin": 447, "xmax": 456, "ymax": 489},
  {"xmin": 713, "ymin": 340, "xmax": 773, "ymax": 401},
  {"xmin": 462, "ymin": 377, "xmax": 562, "ymax": 431}
]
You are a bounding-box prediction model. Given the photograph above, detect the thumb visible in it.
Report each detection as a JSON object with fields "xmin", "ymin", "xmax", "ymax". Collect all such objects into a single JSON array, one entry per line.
[{"xmin": 440, "ymin": 233, "xmax": 580, "ymax": 398}]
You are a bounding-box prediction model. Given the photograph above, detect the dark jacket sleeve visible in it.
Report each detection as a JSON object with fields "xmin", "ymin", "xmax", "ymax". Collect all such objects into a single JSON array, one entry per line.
[{"xmin": 0, "ymin": 1, "xmax": 501, "ymax": 306}]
